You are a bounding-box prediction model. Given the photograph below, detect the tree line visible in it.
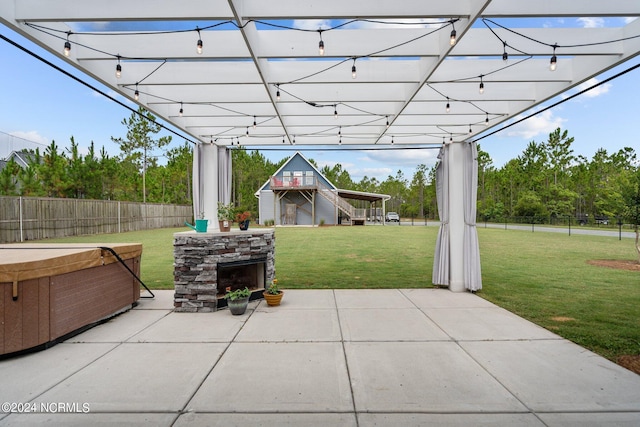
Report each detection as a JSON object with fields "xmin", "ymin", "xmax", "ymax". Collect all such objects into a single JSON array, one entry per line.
[{"xmin": 1, "ymin": 108, "xmax": 639, "ymax": 231}]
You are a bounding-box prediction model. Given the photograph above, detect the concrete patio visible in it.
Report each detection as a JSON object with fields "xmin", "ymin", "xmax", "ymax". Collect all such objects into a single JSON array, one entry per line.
[{"xmin": 1, "ymin": 289, "xmax": 639, "ymax": 426}]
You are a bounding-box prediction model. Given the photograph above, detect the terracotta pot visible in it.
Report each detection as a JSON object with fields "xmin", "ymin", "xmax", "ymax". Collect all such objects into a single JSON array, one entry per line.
[
  {"xmin": 263, "ymin": 291, "xmax": 284, "ymax": 306},
  {"xmin": 227, "ymin": 297, "xmax": 249, "ymax": 315},
  {"xmin": 218, "ymin": 220, "xmax": 231, "ymax": 232}
]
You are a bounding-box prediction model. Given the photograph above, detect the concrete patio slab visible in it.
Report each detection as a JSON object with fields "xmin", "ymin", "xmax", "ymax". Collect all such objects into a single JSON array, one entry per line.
[
  {"xmin": 358, "ymin": 413, "xmax": 546, "ymax": 426},
  {"xmin": 2, "ymin": 413, "xmax": 178, "ymax": 425},
  {"xmin": 339, "ymin": 308, "xmax": 450, "ymax": 341},
  {"xmin": 2, "ymin": 289, "xmax": 639, "ymax": 426},
  {"xmin": 33, "ymin": 342, "xmax": 226, "ymax": 412},
  {"xmin": 462, "ymin": 339, "xmax": 640, "ymax": 412},
  {"xmin": 236, "ymin": 308, "xmax": 341, "ymax": 342},
  {"xmin": 401, "ymin": 288, "xmax": 497, "ymax": 308},
  {"xmin": 424, "ymin": 306, "xmax": 560, "ymax": 341},
  {"xmin": 0, "ymin": 342, "xmax": 117, "ymax": 403},
  {"xmin": 335, "ymin": 289, "xmax": 416, "ymax": 308},
  {"xmin": 173, "ymin": 413, "xmax": 358, "ymax": 426},
  {"xmin": 66, "ymin": 308, "xmax": 171, "ymax": 343},
  {"xmin": 345, "ymin": 341, "xmax": 527, "ymax": 413},
  {"xmin": 135, "ymin": 290, "xmax": 174, "ymax": 309},
  {"xmin": 269, "ymin": 289, "xmax": 336, "ymax": 309},
  {"xmin": 187, "ymin": 342, "xmax": 353, "ymax": 413},
  {"xmin": 129, "ymin": 309, "xmax": 248, "ymax": 343}
]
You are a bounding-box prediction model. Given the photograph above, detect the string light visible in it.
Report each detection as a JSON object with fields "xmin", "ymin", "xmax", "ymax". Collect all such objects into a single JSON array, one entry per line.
[
  {"xmin": 550, "ymin": 44, "xmax": 558, "ymax": 71},
  {"xmin": 196, "ymin": 28, "xmax": 203, "ymax": 55},
  {"xmin": 115, "ymin": 55, "xmax": 122, "ymax": 78},
  {"xmin": 450, "ymin": 134, "xmax": 453, "ymax": 142},
  {"xmin": 253, "ymin": 116, "xmax": 257, "ymax": 129},
  {"xmin": 479, "ymin": 75, "xmax": 484, "ymax": 94},
  {"xmin": 318, "ymin": 30, "xmax": 324, "ymax": 56},
  {"xmin": 134, "ymin": 83, "xmax": 139, "ymax": 101},
  {"xmin": 179, "ymin": 102, "xmax": 183, "ymax": 116},
  {"xmin": 485, "ymin": 112, "xmax": 489, "ymax": 126},
  {"xmin": 446, "ymin": 97, "xmax": 450, "ymax": 113},
  {"xmin": 469, "ymin": 124, "xmax": 472, "ymax": 134},
  {"xmin": 246, "ymin": 127, "xmax": 249, "ymax": 136},
  {"xmin": 276, "ymin": 85, "xmax": 280, "ymax": 101},
  {"xmin": 292, "ymin": 135, "xmax": 296, "ymax": 145},
  {"xmin": 282, "ymin": 136, "xmax": 285, "ymax": 144},
  {"xmin": 351, "ymin": 59, "xmax": 357, "ymax": 79},
  {"xmin": 334, "ymin": 105, "xmax": 338, "ymax": 119},
  {"xmin": 63, "ymin": 32, "xmax": 71, "ymax": 57},
  {"xmin": 449, "ymin": 21, "xmax": 457, "ymax": 46},
  {"xmin": 502, "ymin": 41, "xmax": 508, "ymax": 61},
  {"xmin": 386, "ymin": 116, "xmax": 389, "ymax": 128}
]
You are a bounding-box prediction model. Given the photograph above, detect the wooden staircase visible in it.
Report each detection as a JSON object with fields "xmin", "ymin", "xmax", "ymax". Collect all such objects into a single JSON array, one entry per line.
[{"xmin": 316, "ymin": 180, "xmax": 366, "ymax": 223}]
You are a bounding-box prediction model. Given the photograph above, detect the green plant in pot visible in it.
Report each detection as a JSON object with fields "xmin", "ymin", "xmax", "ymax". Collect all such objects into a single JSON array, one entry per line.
[
  {"xmin": 263, "ymin": 279, "xmax": 284, "ymax": 306},
  {"xmin": 224, "ymin": 286, "xmax": 250, "ymax": 315},
  {"xmin": 217, "ymin": 202, "xmax": 234, "ymax": 232}
]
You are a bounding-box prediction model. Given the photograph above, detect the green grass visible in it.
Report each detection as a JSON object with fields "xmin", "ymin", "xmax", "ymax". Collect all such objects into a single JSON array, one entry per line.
[{"xmin": 42, "ymin": 225, "xmax": 639, "ymax": 363}]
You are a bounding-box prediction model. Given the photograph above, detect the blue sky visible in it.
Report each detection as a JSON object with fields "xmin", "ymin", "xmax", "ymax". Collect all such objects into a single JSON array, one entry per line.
[{"xmin": 1, "ymin": 18, "xmax": 638, "ymax": 183}]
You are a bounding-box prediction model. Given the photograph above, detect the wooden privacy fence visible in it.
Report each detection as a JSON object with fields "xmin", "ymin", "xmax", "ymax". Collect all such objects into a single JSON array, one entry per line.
[{"xmin": 0, "ymin": 196, "xmax": 192, "ymax": 243}]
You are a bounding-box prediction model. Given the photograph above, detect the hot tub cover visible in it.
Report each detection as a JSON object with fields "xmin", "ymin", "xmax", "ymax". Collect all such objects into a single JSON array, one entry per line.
[{"xmin": 0, "ymin": 243, "xmax": 143, "ymax": 284}]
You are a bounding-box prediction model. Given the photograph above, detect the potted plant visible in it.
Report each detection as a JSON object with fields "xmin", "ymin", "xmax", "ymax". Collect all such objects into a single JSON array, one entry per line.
[
  {"xmin": 217, "ymin": 202, "xmax": 234, "ymax": 232},
  {"xmin": 224, "ymin": 286, "xmax": 250, "ymax": 315},
  {"xmin": 236, "ymin": 210, "xmax": 252, "ymax": 230},
  {"xmin": 263, "ymin": 279, "xmax": 284, "ymax": 306}
]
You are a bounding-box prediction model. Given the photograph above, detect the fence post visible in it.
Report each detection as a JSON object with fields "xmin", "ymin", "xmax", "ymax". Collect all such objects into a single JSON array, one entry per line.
[{"xmin": 19, "ymin": 196, "xmax": 24, "ymax": 242}]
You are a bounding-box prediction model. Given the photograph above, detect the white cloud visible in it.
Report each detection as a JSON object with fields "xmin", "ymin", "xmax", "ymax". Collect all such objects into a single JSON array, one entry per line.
[
  {"xmin": 362, "ymin": 149, "xmax": 438, "ymax": 167},
  {"xmin": 505, "ymin": 110, "xmax": 567, "ymax": 139},
  {"xmin": 9, "ymin": 130, "xmax": 49, "ymax": 145},
  {"xmin": 577, "ymin": 17, "xmax": 605, "ymax": 28},
  {"xmin": 575, "ymin": 77, "xmax": 611, "ymax": 98},
  {"xmin": 292, "ymin": 19, "xmax": 333, "ymax": 31}
]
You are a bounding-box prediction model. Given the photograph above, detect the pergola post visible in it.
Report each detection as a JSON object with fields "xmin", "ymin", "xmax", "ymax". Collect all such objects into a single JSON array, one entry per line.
[
  {"xmin": 200, "ymin": 143, "xmax": 219, "ymax": 231},
  {"xmin": 448, "ymin": 141, "xmax": 465, "ymax": 292}
]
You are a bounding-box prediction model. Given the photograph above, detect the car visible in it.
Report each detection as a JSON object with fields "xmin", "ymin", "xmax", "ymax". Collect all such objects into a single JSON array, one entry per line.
[{"xmin": 385, "ymin": 212, "xmax": 400, "ymax": 222}]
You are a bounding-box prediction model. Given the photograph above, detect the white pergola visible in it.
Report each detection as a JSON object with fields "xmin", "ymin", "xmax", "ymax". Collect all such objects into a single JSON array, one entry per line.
[{"xmin": 1, "ymin": 1, "xmax": 639, "ymax": 291}]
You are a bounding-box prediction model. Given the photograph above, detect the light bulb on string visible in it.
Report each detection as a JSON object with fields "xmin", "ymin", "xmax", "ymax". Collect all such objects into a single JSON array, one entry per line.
[
  {"xmin": 134, "ymin": 83, "xmax": 139, "ymax": 101},
  {"xmin": 479, "ymin": 75, "xmax": 484, "ymax": 94},
  {"xmin": 196, "ymin": 28, "xmax": 203, "ymax": 55},
  {"xmin": 63, "ymin": 32, "xmax": 71, "ymax": 57},
  {"xmin": 318, "ymin": 30, "xmax": 324, "ymax": 56},
  {"xmin": 334, "ymin": 105, "xmax": 338, "ymax": 119},
  {"xmin": 292, "ymin": 136, "xmax": 296, "ymax": 145},
  {"xmin": 351, "ymin": 59, "xmax": 357, "ymax": 79},
  {"xmin": 253, "ymin": 116, "xmax": 257, "ymax": 129},
  {"xmin": 469, "ymin": 124, "xmax": 472, "ymax": 134},
  {"xmin": 282, "ymin": 136, "xmax": 285, "ymax": 144},
  {"xmin": 449, "ymin": 21, "xmax": 457, "ymax": 46},
  {"xmin": 549, "ymin": 44, "xmax": 558, "ymax": 71},
  {"xmin": 246, "ymin": 127, "xmax": 249, "ymax": 136},
  {"xmin": 386, "ymin": 116, "xmax": 389, "ymax": 128},
  {"xmin": 391, "ymin": 136, "xmax": 394, "ymax": 145},
  {"xmin": 485, "ymin": 112, "xmax": 489, "ymax": 126},
  {"xmin": 276, "ymin": 85, "xmax": 280, "ymax": 101},
  {"xmin": 115, "ymin": 56, "xmax": 122, "ymax": 79},
  {"xmin": 502, "ymin": 41, "xmax": 508, "ymax": 61},
  {"xmin": 179, "ymin": 102, "xmax": 183, "ymax": 116},
  {"xmin": 446, "ymin": 97, "xmax": 450, "ymax": 113}
]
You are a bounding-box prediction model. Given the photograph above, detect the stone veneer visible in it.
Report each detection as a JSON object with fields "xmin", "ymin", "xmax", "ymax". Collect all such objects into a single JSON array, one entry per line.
[{"xmin": 173, "ymin": 229, "xmax": 275, "ymax": 312}]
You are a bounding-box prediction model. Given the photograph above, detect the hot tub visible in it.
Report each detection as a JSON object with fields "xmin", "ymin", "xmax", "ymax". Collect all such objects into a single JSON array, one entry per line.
[{"xmin": 0, "ymin": 243, "xmax": 143, "ymax": 357}]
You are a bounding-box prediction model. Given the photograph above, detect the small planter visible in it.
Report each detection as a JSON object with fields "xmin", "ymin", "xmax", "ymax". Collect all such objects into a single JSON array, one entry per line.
[
  {"xmin": 239, "ymin": 219, "xmax": 250, "ymax": 231},
  {"xmin": 227, "ymin": 297, "xmax": 249, "ymax": 315},
  {"xmin": 263, "ymin": 291, "xmax": 284, "ymax": 306},
  {"xmin": 218, "ymin": 220, "xmax": 231, "ymax": 232}
]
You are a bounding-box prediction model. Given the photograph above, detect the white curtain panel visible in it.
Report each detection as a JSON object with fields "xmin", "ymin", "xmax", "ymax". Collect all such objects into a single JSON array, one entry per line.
[
  {"xmin": 218, "ymin": 146, "xmax": 232, "ymax": 205},
  {"xmin": 432, "ymin": 144, "xmax": 450, "ymax": 286},
  {"xmin": 463, "ymin": 142, "xmax": 482, "ymax": 291}
]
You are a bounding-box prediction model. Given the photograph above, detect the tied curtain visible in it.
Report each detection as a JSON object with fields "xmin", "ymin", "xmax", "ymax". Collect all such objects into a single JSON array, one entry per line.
[
  {"xmin": 432, "ymin": 145, "xmax": 449, "ymax": 286},
  {"xmin": 463, "ymin": 142, "xmax": 482, "ymax": 291}
]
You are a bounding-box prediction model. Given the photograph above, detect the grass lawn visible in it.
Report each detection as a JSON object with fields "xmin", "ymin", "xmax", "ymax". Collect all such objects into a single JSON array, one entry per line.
[{"xmin": 43, "ymin": 225, "xmax": 639, "ymax": 365}]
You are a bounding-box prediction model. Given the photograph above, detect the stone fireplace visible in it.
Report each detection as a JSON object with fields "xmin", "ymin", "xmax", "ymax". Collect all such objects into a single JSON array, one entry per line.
[{"xmin": 173, "ymin": 229, "xmax": 275, "ymax": 312}]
